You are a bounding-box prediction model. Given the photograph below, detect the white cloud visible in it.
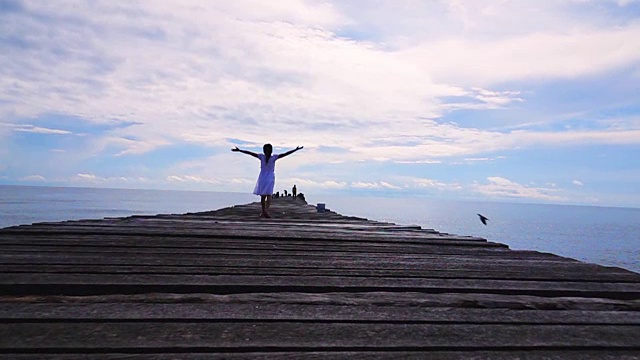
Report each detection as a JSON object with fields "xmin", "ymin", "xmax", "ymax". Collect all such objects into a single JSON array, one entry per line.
[
  {"xmin": 351, "ymin": 181, "xmax": 381, "ymax": 189},
  {"xmin": 75, "ymin": 173, "xmax": 98, "ymax": 181},
  {"xmin": 464, "ymin": 157, "xmax": 494, "ymax": 162},
  {"xmin": 379, "ymin": 181, "xmax": 402, "ymax": 190},
  {"xmin": 286, "ymin": 178, "xmax": 348, "ymax": 189},
  {"xmin": 231, "ymin": 178, "xmax": 254, "ymax": 185},
  {"xmin": 73, "ymin": 173, "xmax": 146, "ymax": 184},
  {"xmin": 573, "ymin": 179, "xmax": 584, "ymax": 186},
  {"xmin": 412, "ymin": 178, "xmax": 449, "ymax": 189},
  {"xmin": 166, "ymin": 175, "xmax": 221, "ymax": 184},
  {"xmin": 3, "ymin": 0, "xmax": 638, "ymax": 163},
  {"xmin": 20, "ymin": 175, "xmax": 46, "ymax": 181},
  {"xmin": 338, "ymin": 176, "xmax": 465, "ymax": 192},
  {"xmin": 442, "ymin": 88, "xmax": 525, "ymax": 111},
  {"xmin": 100, "ymin": 136, "xmax": 171, "ymax": 157},
  {"xmin": 166, "ymin": 175, "xmax": 186, "ymax": 183},
  {"xmin": 17, "ymin": 127, "xmax": 71, "ymax": 135},
  {"xmin": 474, "ymin": 176, "xmax": 566, "ymax": 201},
  {"xmin": 406, "ymin": 177, "xmax": 463, "ymax": 191},
  {"xmin": 347, "ymin": 181, "xmax": 403, "ymax": 190},
  {"xmin": 2, "ymin": 123, "xmax": 71, "ymax": 135},
  {"xmin": 507, "ymin": 129, "xmax": 640, "ymax": 147},
  {"xmin": 403, "ymin": 25, "xmax": 640, "ymax": 85},
  {"xmin": 395, "ymin": 160, "xmax": 442, "ymax": 164}
]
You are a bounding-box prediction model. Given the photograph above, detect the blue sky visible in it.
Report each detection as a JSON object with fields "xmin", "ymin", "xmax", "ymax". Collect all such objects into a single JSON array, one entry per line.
[{"xmin": 1, "ymin": 0, "xmax": 640, "ymax": 207}]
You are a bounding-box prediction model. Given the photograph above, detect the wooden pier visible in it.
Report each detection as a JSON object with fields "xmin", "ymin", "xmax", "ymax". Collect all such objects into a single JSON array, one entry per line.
[{"xmin": 1, "ymin": 197, "xmax": 639, "ymax": 359}]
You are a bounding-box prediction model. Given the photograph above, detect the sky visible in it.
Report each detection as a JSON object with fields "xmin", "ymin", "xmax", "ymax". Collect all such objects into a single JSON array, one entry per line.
[{"xmin": 1, "ymin": 0, "xmax": 640, "ymax": 208}]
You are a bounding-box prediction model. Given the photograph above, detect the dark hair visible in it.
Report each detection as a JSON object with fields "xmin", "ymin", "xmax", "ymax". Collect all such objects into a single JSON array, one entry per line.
[{"xmin": 263, "ymin": 143, "xmax": 273, "ymax": 163}]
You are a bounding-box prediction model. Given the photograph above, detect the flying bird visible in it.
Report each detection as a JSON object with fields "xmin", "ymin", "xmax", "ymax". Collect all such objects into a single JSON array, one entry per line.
[{"xmin": 477, "ymin": 213, "xmax": 489, "ymax": 225}]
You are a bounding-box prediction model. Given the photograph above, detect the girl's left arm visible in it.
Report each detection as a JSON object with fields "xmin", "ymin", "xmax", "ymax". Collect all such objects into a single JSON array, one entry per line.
[{"xmin": 231, "ymin": 146, "xmax": 260, "ymax": 159}]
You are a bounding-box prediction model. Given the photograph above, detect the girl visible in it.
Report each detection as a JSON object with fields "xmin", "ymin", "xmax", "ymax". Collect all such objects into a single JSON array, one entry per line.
[{"xmin": 232, "ymin": 144, "xmax": 303, "ymax": 218}]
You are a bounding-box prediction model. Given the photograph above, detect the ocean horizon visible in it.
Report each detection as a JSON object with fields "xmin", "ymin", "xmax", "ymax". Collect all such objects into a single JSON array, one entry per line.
[{"xmin": 1, "ymin": 184, "xmax": 638, "ymax": 273}]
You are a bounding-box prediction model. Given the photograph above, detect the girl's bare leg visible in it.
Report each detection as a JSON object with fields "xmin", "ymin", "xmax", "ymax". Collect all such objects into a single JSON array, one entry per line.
[
  {"xmin": 265, "ymin": 195, "xmax": 272, "ymax": 218},
  {"xmin": 260, "ymin": 195, "xmax": 267, "ymax": 217}
]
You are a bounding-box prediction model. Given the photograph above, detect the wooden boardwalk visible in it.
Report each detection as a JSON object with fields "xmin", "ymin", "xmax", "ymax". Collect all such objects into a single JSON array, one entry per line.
[{"xmin": 1, "ymin": 197, "xmax": 639, "ymax": 359}]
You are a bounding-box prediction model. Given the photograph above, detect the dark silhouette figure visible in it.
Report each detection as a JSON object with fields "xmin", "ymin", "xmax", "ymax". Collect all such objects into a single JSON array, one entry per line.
[
  {"xmin": 232, "ymin": 144, "xmax": 304, "ymax": 218},
  {"xmin": 284, "ymin": 189, "xmax": 288, "ymax": 197},
  {"xmin": 477, "ymin": 213, "xmax": 489, "ymax": 225},
  {"xmin": 292, "ymin": 184, "xmax": 297, "ymax": 199}
]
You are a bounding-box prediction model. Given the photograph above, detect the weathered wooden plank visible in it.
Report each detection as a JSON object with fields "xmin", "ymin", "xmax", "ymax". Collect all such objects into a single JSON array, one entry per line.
[
  {"xmin": 0, "ymin": 250, "xmax": 612, "ymax": 266},
  {"xmin": 0, "ymin": 253, "xmax": 624, "ymax": 283},
  {"xmin": 0, "ymin": 244, "xmax": 555, "ymax": 259},
  {"xmin": 0, "ymin": 225, "xmax": 490, "ymax": 243},
  {"xmin": 85, "ymin": 218, "xmax": 429, "ymax": 232},
  {"xmin": 0, "ymin": 244, "xmax": 517, "ymax": 263},
  {"xmin": 6, "ymin": 351, "xmax": 640, "ymax": 360},
  {"xmin": 0, "ymin": 247, "xmax": 588, "ymax": 269},
  {"xmin": 0, "ymin": 228, "xmax": 472, "ymax": 242},
  {"xmin": 1, "ymin": 302, "xmax": 639, "ymax": 323},
  {"xmin": 0, "ymin": 254, "xmax": 635, "ymax": 284},
  {"xmin": 0, "ymin": 259, "xmax": 625, "ymax": 283},
  {"xmin": 0, "ymin": 252, "xmax": 623, "ymax": 273},
  {"xmin": 0, "ymin": 244, "xmax": 572, "ymax": 263},
  {"xmin": 6, "ymin": 215, "xmax": 385, "ymax": 226},
  {"xmin": 87, "ymin": 224, "xmax": 436, "ymax": 237},
  {"xmin": 0, "ymin": 229, "xmax": 500, "ymax": 247},
  {"xmin": 1, "ymin": 264, "xmax": 635, "ymax": 282},
  {"xmin": 11, "ymin": 228, "xmax": 476, "ymax": 244},
  {"xmin": 0, "ymin": 230, "xmax": 490, "ymax": 245},
  {"xmin": 0, "ymin": 251, "xmax": 566, "ymax": 265},
  {"xmin": 7, "ymin": 258, "xmax": 626, "ymax": 281},
  {"xmin": 0, "ymin": 250, "xmax": 593, "ymax": 272},
  {"xmin": 1, "ymin": 323, "xmax": 639, "ymax": 349},
  {"xmin": 0, "ymin": 228, "xmax": 488, "ymax": 244},
  {"xmin": 0, "ymin": 235, "xmax": 516, "ymax": 256},
  {"xmin": 2, "ymin": 273, "xmax": 640, "ymax": 299},
  {"xmin": 14, "ymin": 221, "xmax": 431, "ymax": 234},
  {"xmin": 2, "ymin": 292, "xmax": 637, "ymax": 311}
]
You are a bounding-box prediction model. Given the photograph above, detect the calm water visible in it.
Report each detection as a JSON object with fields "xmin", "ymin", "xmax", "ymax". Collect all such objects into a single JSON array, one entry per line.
[
  {"xmin": 1, "ymin": 185, "xmax": 638, "ymax": 273},
  {"xmin": 0, "ymin": 185, "xmax": 255, "ymax": 229}
]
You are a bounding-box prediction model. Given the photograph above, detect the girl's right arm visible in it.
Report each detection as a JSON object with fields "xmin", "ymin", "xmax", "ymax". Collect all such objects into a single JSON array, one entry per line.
[
  {"xmin": 231, "ymin": 147, "xmax": 260, "ymax": 159},
  {"xmin": 278, "ymin": 146, "xmax": 304, "ymax": 159}
]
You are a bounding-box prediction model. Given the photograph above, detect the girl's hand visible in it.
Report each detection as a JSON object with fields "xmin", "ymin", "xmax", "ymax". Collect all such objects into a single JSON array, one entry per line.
[
  {"xmin": 231, "ymin": 146, "xmax": 240, "ymax": 152},
  {"xmin": 296, "ymin": 146, "xmax": 304, "ymax": 151}
]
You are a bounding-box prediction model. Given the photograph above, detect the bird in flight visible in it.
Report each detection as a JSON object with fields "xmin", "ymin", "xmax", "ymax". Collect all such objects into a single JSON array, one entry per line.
[{"xmin": 477, "ymin": 213, "xmax": 489, "ymax": 225}]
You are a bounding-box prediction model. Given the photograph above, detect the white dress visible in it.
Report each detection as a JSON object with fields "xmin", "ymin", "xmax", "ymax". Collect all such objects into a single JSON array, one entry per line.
[{"xmin": 253, "ymin": 153, "xmax": 279, "ymax": 196}]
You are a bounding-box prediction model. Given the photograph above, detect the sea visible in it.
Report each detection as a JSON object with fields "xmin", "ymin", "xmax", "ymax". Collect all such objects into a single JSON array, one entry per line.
[{"xmin": 1, "ymin": 185, "xmax": 638, "ymax": 273}]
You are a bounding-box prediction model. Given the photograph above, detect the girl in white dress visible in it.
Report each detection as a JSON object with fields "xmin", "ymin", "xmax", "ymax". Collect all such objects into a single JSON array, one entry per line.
[{"xmin": 232, "ymin": 144, "xmax": 303, "ymax": 217}]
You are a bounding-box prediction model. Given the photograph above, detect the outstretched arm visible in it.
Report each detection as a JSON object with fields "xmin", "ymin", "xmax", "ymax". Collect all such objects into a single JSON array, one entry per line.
[
  {"xmin": 278, "ymin": 146, "xmax": 304, "ymax": 159},
  {"xmin": 231, "ymin": 146, "xmax": 260, "ymax": 159}
]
